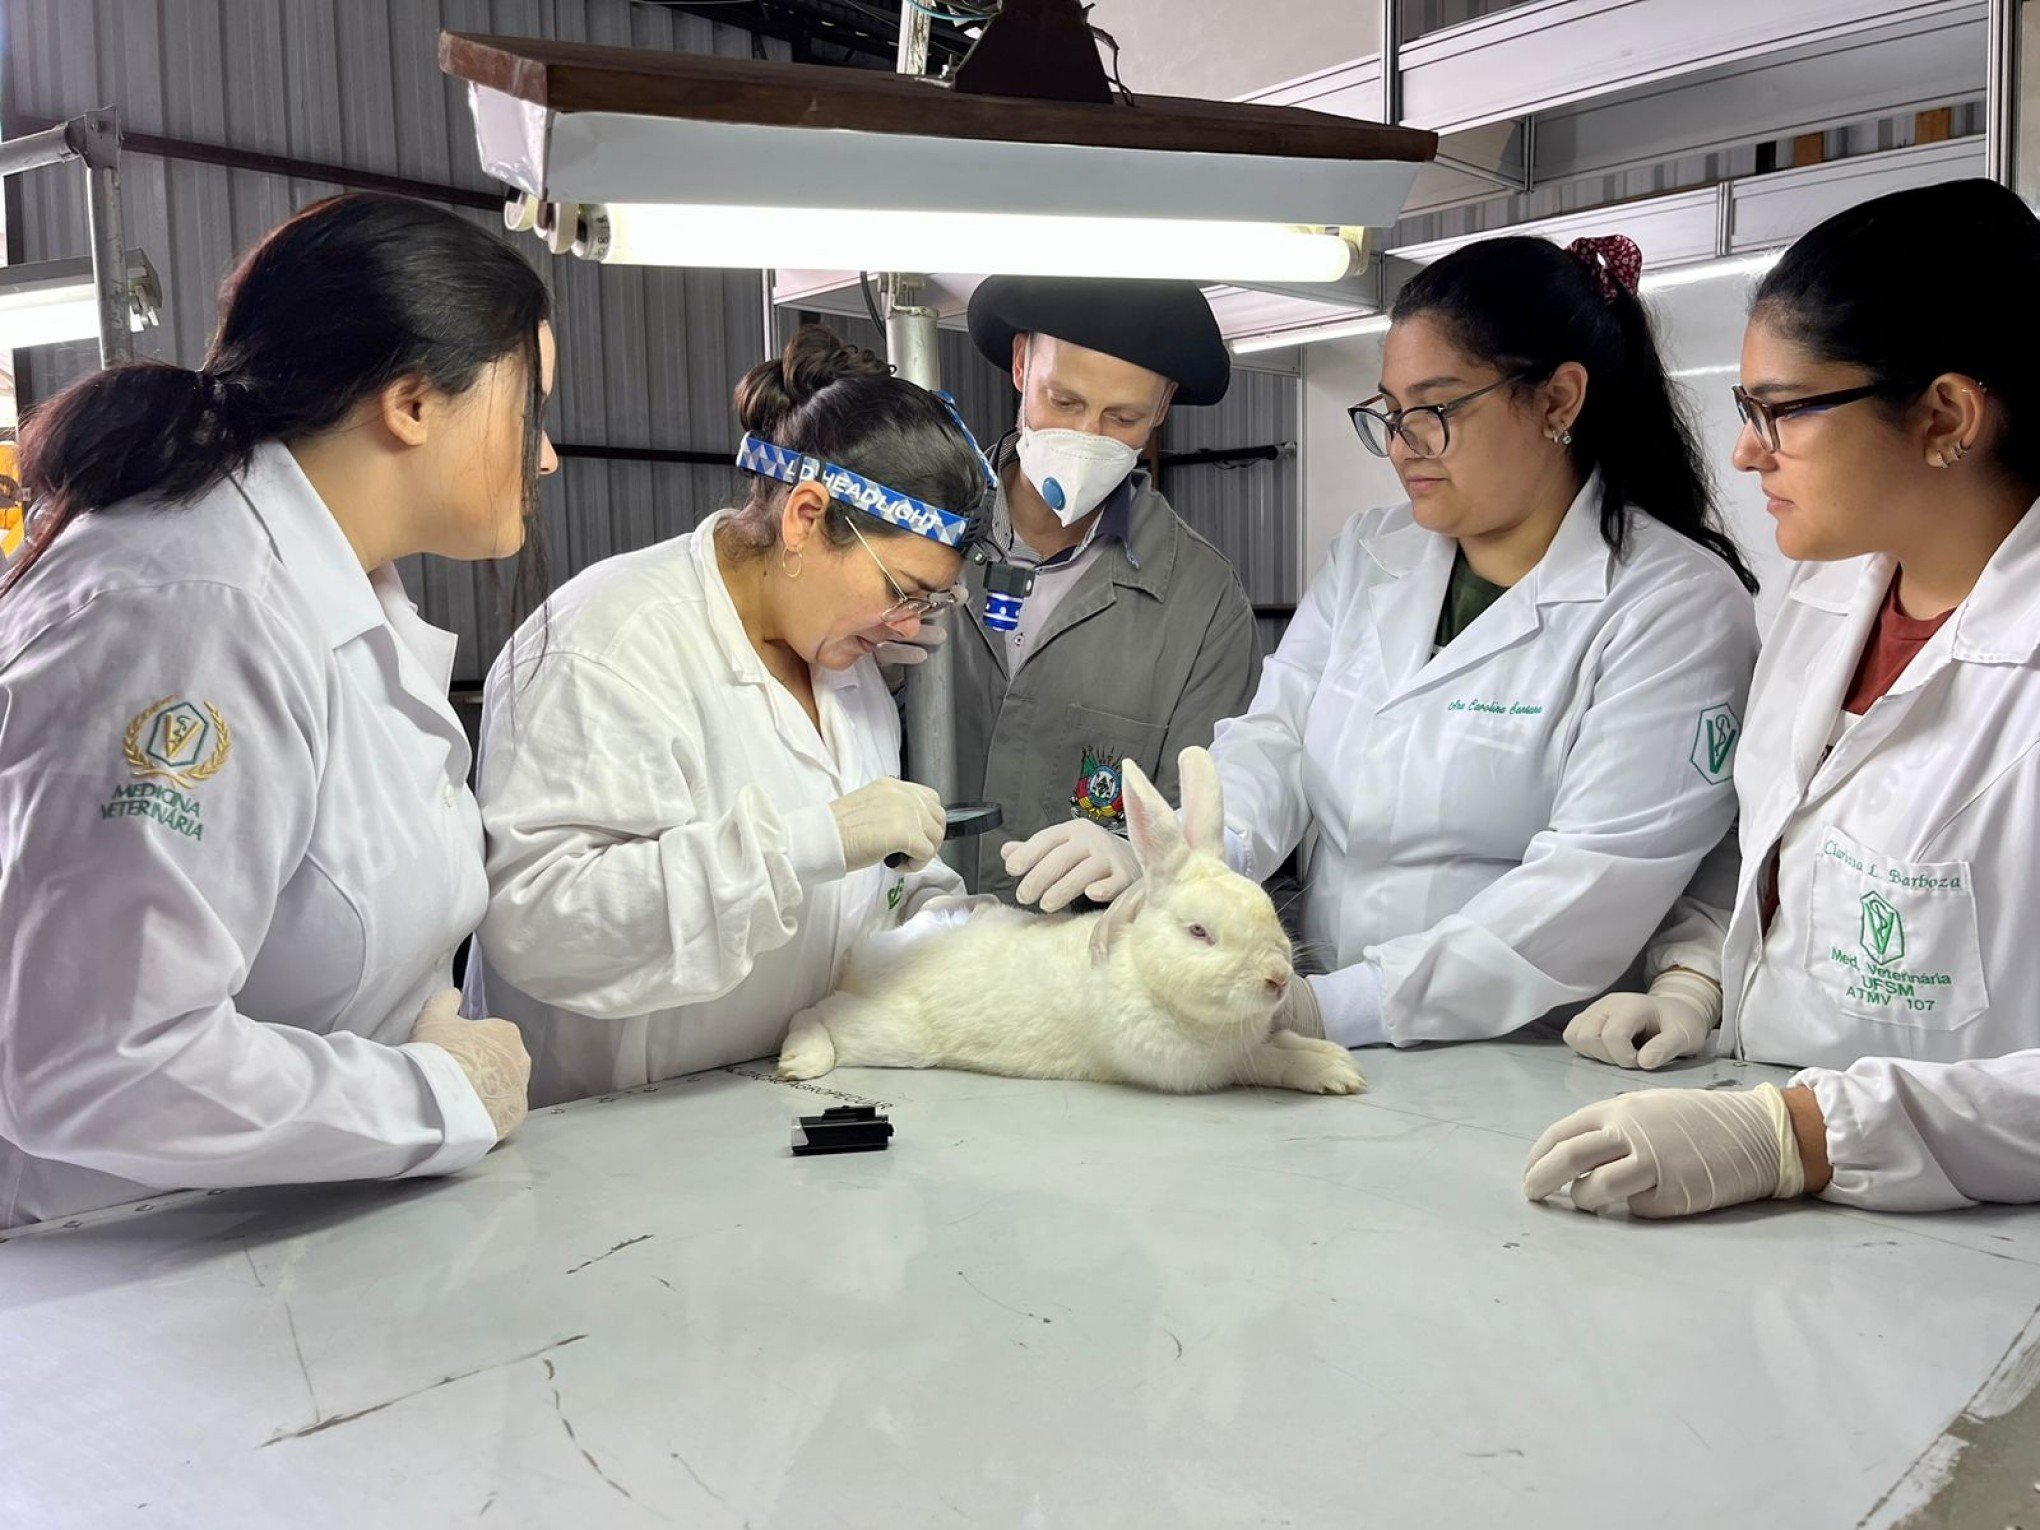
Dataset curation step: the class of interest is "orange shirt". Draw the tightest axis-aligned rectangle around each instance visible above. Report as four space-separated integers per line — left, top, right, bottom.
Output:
1842 576 1956 716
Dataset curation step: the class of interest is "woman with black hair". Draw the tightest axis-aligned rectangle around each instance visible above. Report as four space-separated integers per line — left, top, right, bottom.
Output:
1531 179 2040 1218
469 325 997 1104
1210 233 1760 1051
0 194 553 1227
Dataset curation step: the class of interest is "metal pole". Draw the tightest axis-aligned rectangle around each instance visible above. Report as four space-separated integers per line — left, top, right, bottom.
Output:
887 4 959 854
887 276 960 856
883 278 941 390
0 120 80 179
1986 0 2019 189
1379 0 1401 127
760 267 780 357
77 110 133 367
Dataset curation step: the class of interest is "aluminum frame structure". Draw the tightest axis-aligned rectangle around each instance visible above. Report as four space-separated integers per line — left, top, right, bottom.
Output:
0 108 135 368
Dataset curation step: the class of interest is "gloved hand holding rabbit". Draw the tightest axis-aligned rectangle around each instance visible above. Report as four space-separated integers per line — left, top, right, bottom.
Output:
777 746 1366 1097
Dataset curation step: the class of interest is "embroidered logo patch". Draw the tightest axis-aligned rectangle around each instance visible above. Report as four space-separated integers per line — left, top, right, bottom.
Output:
1070 747 1125 826
100 698 233 842
1689 703 1740 785
126 697 232 788
1859 892 1906 964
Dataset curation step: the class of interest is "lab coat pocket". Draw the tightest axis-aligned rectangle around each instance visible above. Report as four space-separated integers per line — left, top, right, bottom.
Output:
1804 825 1987 1032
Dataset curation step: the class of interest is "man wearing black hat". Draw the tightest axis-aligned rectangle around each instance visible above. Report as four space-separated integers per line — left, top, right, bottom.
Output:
924 275 1261 906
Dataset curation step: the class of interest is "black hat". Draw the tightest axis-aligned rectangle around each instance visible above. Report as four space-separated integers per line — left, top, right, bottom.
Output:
967 276 1230 407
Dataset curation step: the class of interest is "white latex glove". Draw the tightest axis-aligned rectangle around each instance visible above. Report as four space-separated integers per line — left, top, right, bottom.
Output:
1274 976 1325 1038
409 988 531 1142
1523 1083 1807 1218
830 778 945 873
1564 968 1722 1070
1002 819 1141 912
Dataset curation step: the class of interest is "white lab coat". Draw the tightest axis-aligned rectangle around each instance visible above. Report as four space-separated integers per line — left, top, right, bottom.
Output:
1212 475 1758 1047
0 444 495 1229
1707 503 2040 1211
468 513 962 1105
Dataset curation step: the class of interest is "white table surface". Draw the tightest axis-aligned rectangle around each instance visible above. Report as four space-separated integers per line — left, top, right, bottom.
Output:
3 1038 2036 1530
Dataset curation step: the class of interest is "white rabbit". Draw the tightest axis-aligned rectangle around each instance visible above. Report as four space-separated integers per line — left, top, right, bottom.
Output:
777 747 1366 1097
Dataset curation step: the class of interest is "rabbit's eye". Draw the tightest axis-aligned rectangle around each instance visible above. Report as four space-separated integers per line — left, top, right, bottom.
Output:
1186 923 1214 944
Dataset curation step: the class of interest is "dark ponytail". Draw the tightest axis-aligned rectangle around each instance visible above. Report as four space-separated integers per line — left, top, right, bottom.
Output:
8 192 552 599
1391 235 1758 592
1753 178 2040 494
725 323 990 556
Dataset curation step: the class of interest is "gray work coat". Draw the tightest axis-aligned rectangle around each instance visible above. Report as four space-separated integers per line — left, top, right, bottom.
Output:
949 477 1263 898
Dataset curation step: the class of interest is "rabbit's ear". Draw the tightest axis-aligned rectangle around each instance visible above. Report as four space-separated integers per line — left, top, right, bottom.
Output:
1177 746 1224 855
1120 757 1188 883
1088 881 1149 965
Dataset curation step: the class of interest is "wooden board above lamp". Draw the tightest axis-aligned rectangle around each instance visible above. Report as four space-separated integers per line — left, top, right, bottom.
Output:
437 31 1437 167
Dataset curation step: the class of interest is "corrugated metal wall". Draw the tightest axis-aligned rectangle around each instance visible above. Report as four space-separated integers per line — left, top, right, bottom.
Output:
1159 367 1299 611
5 0 1301 680
3 0 783 683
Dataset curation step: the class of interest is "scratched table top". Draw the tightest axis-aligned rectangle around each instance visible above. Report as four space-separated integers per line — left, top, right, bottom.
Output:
2 1039 2035 1529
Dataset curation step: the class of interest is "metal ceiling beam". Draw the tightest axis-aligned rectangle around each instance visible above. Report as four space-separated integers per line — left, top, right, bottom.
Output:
1528 6 1984 184
1396 0 1983 137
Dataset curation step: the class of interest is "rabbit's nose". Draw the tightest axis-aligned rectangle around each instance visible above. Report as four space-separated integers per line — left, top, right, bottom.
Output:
1265 974 1289 998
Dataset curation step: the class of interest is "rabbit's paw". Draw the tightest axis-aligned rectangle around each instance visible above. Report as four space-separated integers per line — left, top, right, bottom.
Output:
1292 1047 1368 1096
777 1017 837 1081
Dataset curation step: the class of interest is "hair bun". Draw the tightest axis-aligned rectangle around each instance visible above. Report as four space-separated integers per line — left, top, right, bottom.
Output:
734 323 890 437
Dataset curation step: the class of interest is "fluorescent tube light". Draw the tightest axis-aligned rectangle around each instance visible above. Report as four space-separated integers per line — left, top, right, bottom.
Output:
576 203 1364 284
1228 248 1788 353
1230 312 1392 355
1638 250 1784 292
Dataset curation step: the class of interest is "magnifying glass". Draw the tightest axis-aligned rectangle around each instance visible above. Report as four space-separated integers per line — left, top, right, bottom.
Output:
887 801 1003 870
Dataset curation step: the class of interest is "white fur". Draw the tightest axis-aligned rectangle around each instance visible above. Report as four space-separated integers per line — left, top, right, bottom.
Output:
778 748 1366 1097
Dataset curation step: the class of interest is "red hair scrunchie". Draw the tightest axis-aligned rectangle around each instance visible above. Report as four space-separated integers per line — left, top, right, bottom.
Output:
1565 234 1643 303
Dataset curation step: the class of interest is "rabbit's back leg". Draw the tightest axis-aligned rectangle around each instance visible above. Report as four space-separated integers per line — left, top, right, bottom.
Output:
779 987 940 1078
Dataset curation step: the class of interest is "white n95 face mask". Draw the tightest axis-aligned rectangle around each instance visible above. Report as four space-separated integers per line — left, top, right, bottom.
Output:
1014 351 1151 527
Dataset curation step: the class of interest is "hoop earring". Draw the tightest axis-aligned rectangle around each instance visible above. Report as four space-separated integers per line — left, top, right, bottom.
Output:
780 547 804 579
1949 439 1971 463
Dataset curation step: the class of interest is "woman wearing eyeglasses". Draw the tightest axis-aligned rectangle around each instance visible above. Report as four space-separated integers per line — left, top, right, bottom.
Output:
1209 234 1760 1053
467 325 993 1104
1529 179 2040 1218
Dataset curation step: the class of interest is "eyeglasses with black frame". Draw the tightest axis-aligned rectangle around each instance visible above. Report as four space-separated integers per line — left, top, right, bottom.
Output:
1730 380 1927 454
1348 373 1528 459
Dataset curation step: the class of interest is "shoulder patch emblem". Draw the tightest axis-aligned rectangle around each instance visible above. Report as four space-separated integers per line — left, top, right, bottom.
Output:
1689 703 1740 785
124 697 232 789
